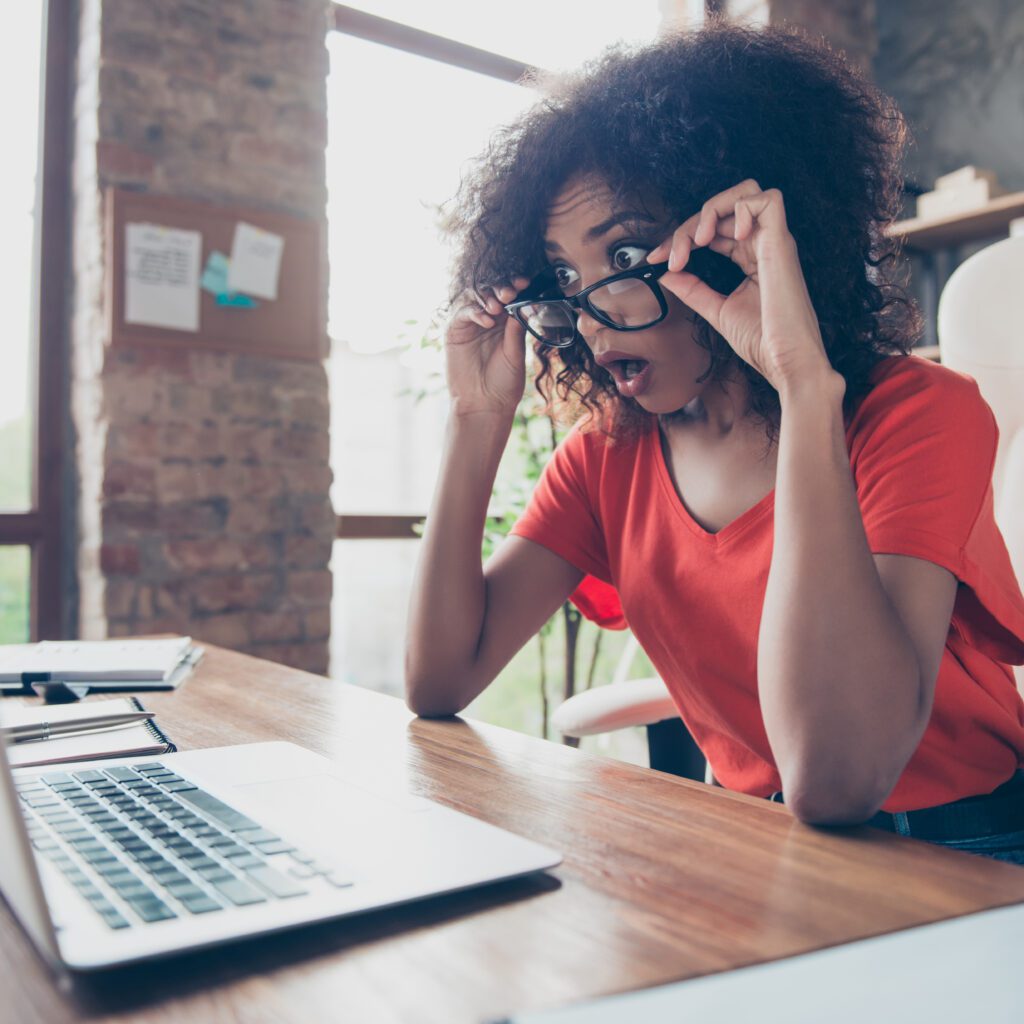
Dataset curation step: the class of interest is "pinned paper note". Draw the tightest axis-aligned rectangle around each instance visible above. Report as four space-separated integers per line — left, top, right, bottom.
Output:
124 223 201 332
227 222 284 301
200 250 231 296
201 251 260 309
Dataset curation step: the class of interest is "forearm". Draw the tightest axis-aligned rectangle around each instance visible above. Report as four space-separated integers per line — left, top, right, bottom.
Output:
405 409 512 715
758 369 924 823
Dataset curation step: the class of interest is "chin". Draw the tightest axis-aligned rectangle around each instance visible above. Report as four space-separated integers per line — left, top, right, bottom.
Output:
635 390 700 416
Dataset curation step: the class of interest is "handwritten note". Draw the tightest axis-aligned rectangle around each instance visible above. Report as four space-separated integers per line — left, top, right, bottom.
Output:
124 223 201 332
227 222 284 301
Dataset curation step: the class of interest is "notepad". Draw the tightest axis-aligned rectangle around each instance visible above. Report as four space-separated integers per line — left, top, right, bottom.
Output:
1 698 176 769
0 637 203 690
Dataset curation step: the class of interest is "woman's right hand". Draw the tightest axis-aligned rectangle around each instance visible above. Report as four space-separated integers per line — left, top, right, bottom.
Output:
444 276 530 420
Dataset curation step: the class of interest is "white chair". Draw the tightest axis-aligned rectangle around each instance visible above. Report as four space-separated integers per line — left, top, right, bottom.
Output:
552 632 708 780
938 221 1024 692
553 221 1024 767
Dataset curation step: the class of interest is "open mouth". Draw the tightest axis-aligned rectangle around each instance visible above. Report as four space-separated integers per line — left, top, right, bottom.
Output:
603 358 652 397
605 358 648 382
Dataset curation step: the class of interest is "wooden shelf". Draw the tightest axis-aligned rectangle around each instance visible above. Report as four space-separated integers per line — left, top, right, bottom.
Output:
887 191 1024 251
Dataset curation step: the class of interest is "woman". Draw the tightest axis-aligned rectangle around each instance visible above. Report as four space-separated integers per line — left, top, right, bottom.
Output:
404 22 1024 861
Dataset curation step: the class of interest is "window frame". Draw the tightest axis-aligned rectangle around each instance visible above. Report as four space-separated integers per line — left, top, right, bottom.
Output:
0 0 72 639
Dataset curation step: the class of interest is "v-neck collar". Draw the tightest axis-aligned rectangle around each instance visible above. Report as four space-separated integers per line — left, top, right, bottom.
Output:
649 421 775 546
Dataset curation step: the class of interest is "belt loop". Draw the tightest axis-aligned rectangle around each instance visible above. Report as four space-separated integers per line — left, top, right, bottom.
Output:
891 811 913 837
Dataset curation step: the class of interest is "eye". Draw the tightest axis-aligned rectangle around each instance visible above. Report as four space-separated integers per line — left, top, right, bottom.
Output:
553 265 580 293
611 244 650 272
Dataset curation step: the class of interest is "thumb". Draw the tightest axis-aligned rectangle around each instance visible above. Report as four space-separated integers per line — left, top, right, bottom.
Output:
501 307 527 364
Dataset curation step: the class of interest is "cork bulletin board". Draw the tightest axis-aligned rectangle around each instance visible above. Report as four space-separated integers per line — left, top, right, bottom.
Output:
106 188 326 362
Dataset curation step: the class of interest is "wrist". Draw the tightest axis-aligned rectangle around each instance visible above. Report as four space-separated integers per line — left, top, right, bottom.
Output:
775 361 845 408
449 399 517 428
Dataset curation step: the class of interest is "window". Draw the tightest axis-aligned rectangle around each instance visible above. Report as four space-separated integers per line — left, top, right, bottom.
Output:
327 5 665 741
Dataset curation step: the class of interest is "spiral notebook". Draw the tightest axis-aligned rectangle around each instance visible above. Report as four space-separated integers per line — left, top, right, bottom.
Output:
1 697 176 769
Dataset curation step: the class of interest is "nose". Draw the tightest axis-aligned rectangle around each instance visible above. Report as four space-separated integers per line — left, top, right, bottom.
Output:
575 306 605 346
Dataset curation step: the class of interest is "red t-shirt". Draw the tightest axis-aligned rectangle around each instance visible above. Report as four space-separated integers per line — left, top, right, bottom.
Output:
510 355 1024 812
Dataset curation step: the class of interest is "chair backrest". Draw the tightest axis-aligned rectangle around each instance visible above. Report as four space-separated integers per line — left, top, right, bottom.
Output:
937 227 1024 690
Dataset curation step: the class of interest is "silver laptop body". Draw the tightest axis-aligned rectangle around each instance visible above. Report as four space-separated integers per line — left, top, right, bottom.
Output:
0 736 562 971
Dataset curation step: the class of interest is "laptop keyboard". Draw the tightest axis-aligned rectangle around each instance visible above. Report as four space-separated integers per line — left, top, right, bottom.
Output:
15 762 353 930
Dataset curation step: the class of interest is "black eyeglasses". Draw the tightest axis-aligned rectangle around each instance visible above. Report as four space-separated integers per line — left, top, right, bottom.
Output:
504 261 671 349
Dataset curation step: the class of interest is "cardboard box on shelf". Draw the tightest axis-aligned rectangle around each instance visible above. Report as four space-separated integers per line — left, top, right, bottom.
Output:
917 165 1007 220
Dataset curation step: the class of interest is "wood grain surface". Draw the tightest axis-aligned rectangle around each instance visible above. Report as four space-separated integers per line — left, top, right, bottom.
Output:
4 644 1024 1023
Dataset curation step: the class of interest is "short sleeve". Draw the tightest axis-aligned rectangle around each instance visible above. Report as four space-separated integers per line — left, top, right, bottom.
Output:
509 425 613 584
848 358 1024 663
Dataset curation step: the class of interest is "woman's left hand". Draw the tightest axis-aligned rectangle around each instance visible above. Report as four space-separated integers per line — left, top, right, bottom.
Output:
646 180 833 392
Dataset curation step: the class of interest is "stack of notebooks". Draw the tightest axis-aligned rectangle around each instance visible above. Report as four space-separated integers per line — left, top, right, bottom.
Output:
1 697 176 769
0 637 203 696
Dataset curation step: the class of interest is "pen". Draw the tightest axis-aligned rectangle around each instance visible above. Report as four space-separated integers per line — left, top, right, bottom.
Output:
2 712 155 744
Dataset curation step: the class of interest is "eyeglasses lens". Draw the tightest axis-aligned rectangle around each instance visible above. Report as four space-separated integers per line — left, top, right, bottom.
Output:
520 303 577 348
588 277 661 328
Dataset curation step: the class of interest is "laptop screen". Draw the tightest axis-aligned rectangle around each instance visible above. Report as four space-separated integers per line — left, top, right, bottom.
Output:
0 716 61 966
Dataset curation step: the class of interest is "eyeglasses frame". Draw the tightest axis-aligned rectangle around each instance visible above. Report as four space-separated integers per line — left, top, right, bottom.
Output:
503 260 672 349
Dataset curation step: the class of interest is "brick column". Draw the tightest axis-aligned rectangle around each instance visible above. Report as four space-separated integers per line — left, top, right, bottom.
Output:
70 0 333 674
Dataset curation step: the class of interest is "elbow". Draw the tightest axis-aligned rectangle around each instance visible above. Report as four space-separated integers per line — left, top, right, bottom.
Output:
782 765 893 827
404 665 470 719
404 690 464 719
786 788 884 827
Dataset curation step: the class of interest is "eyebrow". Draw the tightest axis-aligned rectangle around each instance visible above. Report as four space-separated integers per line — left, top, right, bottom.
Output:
543 211 660 253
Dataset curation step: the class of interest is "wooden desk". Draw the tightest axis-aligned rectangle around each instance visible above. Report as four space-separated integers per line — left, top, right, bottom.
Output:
5 644 1024 1022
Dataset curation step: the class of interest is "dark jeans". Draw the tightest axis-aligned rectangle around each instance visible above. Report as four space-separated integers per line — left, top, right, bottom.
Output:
769 770 1024 866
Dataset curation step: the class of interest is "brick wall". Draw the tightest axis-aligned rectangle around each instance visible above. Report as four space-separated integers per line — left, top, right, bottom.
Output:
70 0 333 674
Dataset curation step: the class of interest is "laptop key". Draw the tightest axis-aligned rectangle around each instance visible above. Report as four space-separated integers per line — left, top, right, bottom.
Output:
41 772 75 785
252 839 295 855
235 827 280 844
164 879 204 898
244 865 308 899
174 789 261 832
180 894 222 914
99 908 132 929
210 877 267 906
126 896 177 923
194 864 234 882
230 853 265 869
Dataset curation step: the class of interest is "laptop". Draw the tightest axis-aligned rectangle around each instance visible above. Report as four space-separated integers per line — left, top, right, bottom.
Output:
0 734 562 972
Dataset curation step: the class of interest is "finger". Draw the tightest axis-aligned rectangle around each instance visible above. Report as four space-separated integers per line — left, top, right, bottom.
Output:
659 270 726 333
480 292 503 316
694 204 719 248
693 179 766 244
501 302 526 351
646 237 670 263
668 229 692 273
645 223 692 271
734 189 788 237
735 199 754 241
460 306 495 331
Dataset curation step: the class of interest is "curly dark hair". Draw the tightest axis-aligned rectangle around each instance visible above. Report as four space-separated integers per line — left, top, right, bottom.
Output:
441 20 922 441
